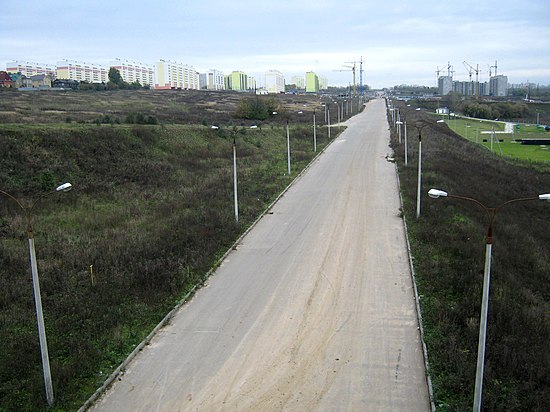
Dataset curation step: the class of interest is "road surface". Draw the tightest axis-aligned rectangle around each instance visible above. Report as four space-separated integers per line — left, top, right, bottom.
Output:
89 99 430 411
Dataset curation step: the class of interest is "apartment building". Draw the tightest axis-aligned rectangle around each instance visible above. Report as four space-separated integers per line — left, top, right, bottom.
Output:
291 76 305 89
248 76 256 91
6 60 55 78
265 70 285 94
110 59 154 87
319 76 328 91
438 75 453 95
201 69 225 90
56 60 109 83
489 75 508 97
305 71 319 93
225 71 248 91
155 60 199 90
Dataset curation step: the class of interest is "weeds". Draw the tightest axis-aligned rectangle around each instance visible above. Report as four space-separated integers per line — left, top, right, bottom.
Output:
391 101 550 411
0 120 338 410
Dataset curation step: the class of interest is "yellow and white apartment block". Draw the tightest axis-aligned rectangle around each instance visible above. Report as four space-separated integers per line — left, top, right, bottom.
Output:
110 59 154 87
155 60 199 90
56 60 108 83
6 61 56 77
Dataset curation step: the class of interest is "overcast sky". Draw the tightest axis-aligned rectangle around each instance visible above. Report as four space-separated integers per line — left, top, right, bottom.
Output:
1 0 549 89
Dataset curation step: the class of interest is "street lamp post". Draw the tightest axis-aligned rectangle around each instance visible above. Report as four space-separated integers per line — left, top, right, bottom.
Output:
232 132 239 223
397 119 402 144
313 110 317 152
416 125 423 219
427 188 550 412
404 121 408 165
396 121 405 164
327 106 331 140
286 120 291 175
415 120 445 219
0 183 73 406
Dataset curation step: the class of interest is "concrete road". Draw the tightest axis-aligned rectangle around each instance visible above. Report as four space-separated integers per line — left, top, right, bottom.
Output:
90 99 430 411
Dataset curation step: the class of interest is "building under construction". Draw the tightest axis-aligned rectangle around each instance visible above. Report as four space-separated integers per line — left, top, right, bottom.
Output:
437 60 508 97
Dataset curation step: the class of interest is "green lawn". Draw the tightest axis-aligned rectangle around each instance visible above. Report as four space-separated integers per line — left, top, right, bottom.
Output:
437 115 550 163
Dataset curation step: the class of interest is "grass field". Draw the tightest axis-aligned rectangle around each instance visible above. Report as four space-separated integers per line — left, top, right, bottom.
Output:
393 102 550 411
0 90 361 411
439 115 550 164
0 89 340 126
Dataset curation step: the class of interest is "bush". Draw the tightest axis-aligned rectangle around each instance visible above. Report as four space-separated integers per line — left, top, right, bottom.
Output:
235 96 279 120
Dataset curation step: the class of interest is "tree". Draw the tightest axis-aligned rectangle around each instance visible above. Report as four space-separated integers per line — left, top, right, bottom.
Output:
108 67 123 85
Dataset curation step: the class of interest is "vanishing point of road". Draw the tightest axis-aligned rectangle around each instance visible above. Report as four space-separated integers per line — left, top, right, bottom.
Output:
90 98 431 411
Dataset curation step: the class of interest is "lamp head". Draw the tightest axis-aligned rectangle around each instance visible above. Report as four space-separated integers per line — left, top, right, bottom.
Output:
539 194 550 202
56 183 72 192
428 189 448 199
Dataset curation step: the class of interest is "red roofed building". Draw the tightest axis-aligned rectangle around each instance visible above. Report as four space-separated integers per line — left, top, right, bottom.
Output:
0 71 15 88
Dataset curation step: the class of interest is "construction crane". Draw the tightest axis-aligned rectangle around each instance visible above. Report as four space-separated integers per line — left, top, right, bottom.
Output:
463 61 481 96
333 62 357 96
436 61 454 81
490 60 498 78
333 58 366 97
344 61 357 97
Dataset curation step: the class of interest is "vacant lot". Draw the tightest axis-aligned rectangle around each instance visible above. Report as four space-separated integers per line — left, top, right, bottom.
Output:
0 89 356 410
0 89 332 125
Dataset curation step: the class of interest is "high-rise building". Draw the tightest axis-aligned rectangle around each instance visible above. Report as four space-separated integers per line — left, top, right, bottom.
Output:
201 69 225 90
248 76 256 91
109 59 154 87
155 60 199 90
56 60 108 83
305 71 319 93
438 76 453 95
6 61 55 78
225 71 249 91
452 81 471 95
319 76 328 91
265 70 285 94
291 76 305 89
489 75 508 97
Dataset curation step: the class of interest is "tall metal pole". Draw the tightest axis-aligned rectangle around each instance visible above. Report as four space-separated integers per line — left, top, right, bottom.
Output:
232 135 239 223
328 108 331 140
28 234 54 406
416 133 422 219
286 120 291 175
313 110 317 152
0 185 72 406
397 119 402 144
427 193 547 412
404 121 408 166
473 241 492 412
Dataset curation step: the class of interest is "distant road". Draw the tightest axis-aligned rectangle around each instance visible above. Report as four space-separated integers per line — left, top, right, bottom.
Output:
90 99 430 411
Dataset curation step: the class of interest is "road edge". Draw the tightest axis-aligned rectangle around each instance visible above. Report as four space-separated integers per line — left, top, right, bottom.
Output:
78 123 346 412
394 162 436 412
